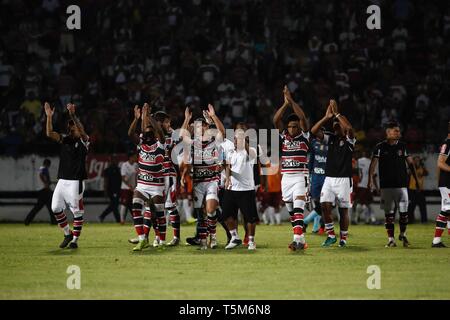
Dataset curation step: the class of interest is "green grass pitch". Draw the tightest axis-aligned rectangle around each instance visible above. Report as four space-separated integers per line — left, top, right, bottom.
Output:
0 222 449 299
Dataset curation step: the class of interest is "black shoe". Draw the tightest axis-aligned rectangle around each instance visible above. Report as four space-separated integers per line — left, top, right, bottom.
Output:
68 242 78 249
186 237 200 246
59 233 73 248
399 235 410 247
431 242 446 248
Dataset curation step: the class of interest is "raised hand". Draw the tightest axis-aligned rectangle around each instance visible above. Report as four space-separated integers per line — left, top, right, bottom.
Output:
283 85 293 103
134 105 141 120
184 106 192 120
203 110 213 125
325 102 334 119
206 104 216 117
44 102 54 117
142 103 150 115
66 103 76 115
330 99 338 115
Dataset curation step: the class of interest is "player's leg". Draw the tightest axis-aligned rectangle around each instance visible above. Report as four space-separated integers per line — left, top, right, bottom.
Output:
432 187 450 247
187 183 206 246
240 190 258 250
216 187 232 243
67 180 86 249
380 188 396 247
336 178 353 247
205 181 219 249
99 194 114 222
320 177 338 247
398 188 410 247
152 191 166 247
112 193 120 223
166 177 181 246
51 180 72 248
224 190 241 249
131 187 150 251
24 189 47 225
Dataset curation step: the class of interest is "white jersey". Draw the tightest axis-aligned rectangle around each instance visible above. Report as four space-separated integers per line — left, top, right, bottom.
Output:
219 139 235 187
357 157 371 188
120 161 138 190
226 147 256 191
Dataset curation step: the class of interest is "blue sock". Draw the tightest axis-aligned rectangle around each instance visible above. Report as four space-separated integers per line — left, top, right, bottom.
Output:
304 210 319 225
312 215 321 232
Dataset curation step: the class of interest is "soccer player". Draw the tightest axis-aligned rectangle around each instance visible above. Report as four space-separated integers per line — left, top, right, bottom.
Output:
303 135 328 234
310 100 355 247
223 128 259 250
99 155 122 223
368 122 420 248
153 111 181 246
354 150 376 224
181 104 225 250
45 102 89 249
432 123 450 247
24 158 57 225
119 152 138 224
273 85 310 251
130 103 166 251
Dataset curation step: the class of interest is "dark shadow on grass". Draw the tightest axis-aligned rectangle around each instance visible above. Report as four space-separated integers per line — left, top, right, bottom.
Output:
46 248 80 255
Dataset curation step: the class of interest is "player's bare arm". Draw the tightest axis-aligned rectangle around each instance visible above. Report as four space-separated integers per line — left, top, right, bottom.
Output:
331 100 354 139
143 103 165 143
310 103 334 140
368 157 379 191
284 85 308 132
273 89 290 131
128 105 141 145
44 102 62 142
180 107 193 144
67 103 89 142
207 104 225 139
225 163 232 190
437 154 450 173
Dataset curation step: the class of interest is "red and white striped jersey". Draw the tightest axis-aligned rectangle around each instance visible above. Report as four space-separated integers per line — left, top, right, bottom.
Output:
191 137 221 183
279 130 310 174
137 139 165 187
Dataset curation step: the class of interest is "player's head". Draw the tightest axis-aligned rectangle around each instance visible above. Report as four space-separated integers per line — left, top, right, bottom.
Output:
153 111 171 133
385 122 401 141
332 118 345 137
43 159 51 168
67 120 82 138
142 125 156 145
286 113 300 137
128 152 137 163
194 118 209 136
235 122 248 131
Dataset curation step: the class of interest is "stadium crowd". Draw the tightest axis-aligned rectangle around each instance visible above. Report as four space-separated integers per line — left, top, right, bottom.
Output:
0 0 449 157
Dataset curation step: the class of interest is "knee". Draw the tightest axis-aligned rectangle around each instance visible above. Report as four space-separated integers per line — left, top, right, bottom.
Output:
294 196 306 210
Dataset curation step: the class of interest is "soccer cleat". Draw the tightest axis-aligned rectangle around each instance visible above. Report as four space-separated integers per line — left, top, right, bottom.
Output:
59 233 74 248
385 240 397 248
321 236 337 247
167 238 180 246
399 235 410 247
68 242 78 249
210 235 218 249
248 242 256 250
317 227 325 235
431 242 446 248
288 241 307 251
186 236 201 246
198 239 208 250
132 239 149 251
338 240 347 247
128 237 139 244
225 238 242 250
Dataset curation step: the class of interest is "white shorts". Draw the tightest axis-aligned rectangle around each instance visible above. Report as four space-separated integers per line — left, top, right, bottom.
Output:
164 176 178 209
193 180 219 208
51 179 85 214
135 183 165 199
439 187 450 212
380 188 408 212
320 177 353 208
281 173 308 203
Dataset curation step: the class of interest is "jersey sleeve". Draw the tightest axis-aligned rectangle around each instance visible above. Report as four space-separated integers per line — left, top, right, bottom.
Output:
120 163 127 176
403 144 410 158
322 133 330 144
372 144 381 158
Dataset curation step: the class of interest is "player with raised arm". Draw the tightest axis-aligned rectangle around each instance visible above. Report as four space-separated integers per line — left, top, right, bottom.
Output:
45 102 89 249
130 103 166 251
368 122 420 248
310 100 356 247
273 85 311 251
181 104 225 250
432 121 450 247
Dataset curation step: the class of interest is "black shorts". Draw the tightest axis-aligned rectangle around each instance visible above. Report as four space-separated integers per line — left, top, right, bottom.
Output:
222 190 258 224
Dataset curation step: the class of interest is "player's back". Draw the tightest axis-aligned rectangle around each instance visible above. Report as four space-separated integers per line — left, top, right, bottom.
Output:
57 135 88 180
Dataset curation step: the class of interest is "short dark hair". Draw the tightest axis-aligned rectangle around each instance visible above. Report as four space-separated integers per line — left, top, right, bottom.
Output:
286 113 300 123
43 159 51 166
234 122 248 130
153 111 170 123
385 121 400 129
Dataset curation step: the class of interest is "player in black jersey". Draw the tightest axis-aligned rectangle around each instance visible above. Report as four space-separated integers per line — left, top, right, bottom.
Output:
45 102 89 249
432 121 450 247
311 100 355 247
368 122 419 248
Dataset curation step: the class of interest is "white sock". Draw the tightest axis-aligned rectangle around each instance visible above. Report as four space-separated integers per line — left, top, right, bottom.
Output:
275 212 281 225
294 234 305 244
155 235 160 241
63 225 71 236
433 237 441 244
447 221 450 229
230 229 240 240
248 236 254 243
120 205 126 222
268 206 275 225
388 237 395 242
262 209 269 224
72 236 78 243
184 199 193 220
138 234 146 241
